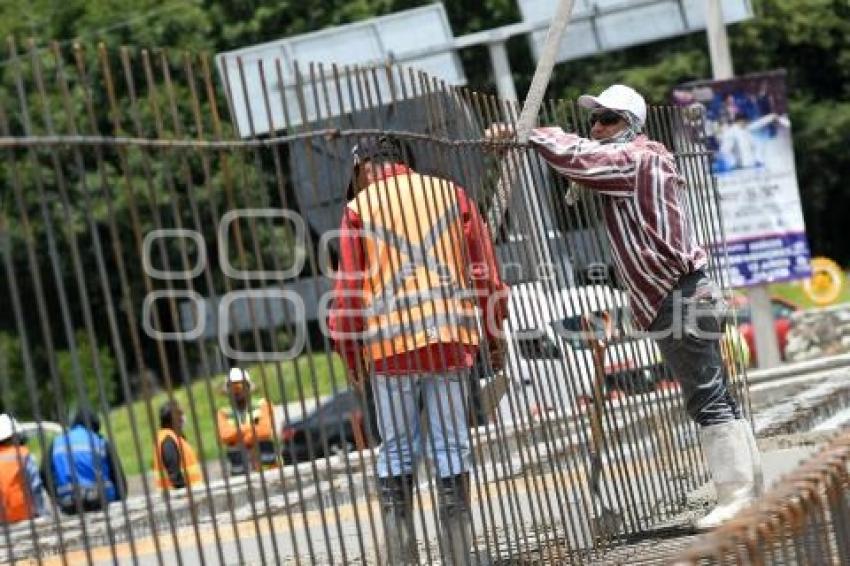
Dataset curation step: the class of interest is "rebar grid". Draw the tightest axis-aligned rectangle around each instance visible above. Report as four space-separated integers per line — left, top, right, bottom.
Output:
0 40 749 565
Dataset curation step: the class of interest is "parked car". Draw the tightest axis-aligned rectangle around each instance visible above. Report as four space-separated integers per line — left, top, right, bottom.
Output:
279 388 380 464
729 295 799 365
493 283 666 423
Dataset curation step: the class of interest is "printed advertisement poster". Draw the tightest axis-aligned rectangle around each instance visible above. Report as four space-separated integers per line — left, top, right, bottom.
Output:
672 70 811 287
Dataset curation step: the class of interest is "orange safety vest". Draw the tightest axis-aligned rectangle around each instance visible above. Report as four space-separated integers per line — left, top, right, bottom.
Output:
348 170 480 362
0 445 34 523
153 429 202 489
217 398 277 470
217 398 273 447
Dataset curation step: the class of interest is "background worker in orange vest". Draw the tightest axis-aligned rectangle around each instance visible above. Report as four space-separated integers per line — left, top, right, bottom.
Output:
216 368 276 475
0 414 46 522
153 401 202 490
328 136 508 565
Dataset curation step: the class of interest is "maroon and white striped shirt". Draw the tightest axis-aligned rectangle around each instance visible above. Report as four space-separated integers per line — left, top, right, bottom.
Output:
529 127 707 329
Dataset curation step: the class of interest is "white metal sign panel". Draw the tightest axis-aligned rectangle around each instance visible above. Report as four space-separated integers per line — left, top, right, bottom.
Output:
216 4 465 137
519 0 753 63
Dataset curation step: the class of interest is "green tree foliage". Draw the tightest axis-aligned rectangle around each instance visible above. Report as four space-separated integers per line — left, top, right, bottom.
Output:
208 0 517 50
54 330 119 418
0 332 28 418
0 1 212 52
0 330 117 422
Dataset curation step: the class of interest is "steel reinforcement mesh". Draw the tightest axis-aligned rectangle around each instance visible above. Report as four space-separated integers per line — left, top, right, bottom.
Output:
0 40 751 565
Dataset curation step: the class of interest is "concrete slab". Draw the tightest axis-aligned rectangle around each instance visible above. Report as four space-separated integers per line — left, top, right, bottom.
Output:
761 444 820 487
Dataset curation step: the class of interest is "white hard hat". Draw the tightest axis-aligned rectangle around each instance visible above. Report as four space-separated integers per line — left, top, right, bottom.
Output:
227 367 253 388
578 84 647 127
0 414 21 442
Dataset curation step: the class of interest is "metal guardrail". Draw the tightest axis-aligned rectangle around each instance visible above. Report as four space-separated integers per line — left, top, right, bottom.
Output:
672 429 850 565
747 352 850 386
0 38 747 564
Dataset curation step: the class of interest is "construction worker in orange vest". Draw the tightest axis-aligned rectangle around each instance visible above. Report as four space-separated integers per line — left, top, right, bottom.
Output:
153 401 202 490
328 136 508 565
0 414 46 523
217 368 277 475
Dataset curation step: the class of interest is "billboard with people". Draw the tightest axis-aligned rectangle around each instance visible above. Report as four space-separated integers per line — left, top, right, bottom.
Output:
673 70 811 287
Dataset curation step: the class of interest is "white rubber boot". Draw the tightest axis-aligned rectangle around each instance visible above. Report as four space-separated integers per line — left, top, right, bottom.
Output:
695 419 757 530
739 419 764 496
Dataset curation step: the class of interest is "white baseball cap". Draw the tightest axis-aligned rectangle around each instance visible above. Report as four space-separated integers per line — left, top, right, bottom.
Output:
226 367 253 388
0 414 21 442
578 84 647 127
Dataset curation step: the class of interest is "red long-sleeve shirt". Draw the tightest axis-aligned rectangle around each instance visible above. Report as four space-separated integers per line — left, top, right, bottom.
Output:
327 165 508 375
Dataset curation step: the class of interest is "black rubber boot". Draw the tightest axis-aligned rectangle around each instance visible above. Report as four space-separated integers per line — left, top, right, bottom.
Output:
438 474 473 566
377 474 417 565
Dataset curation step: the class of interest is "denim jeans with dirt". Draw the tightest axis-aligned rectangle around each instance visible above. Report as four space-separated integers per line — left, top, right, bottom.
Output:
371 371 470 479
648 270 741 426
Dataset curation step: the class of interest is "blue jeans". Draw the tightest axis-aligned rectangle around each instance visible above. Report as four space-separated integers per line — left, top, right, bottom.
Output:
649 271 741 427
371 371 470 479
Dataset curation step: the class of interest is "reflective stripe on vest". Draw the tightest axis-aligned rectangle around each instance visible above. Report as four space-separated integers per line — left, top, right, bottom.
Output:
0 446 33 523
362 312 480 346
348 171 480 361
56 480 115 501
56 479 115 498
364 284 483 318
221 399 263 427
222 400 276 470
153 429 202 489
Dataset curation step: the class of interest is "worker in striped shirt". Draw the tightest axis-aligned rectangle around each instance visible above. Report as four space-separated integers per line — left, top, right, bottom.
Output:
488 84 761 530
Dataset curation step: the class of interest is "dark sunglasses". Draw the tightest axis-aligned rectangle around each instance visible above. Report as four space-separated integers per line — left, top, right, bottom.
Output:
589 111 624 127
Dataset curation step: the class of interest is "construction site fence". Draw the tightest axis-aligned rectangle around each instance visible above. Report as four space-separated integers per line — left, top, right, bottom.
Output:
0 39 748 565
